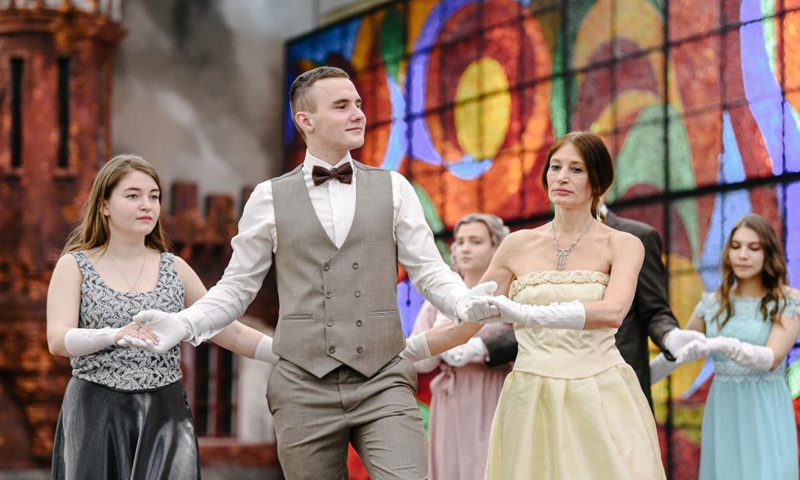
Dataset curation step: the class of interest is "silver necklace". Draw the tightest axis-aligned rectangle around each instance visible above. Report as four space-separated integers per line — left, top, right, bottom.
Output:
552 220 593 271
107 251 147 292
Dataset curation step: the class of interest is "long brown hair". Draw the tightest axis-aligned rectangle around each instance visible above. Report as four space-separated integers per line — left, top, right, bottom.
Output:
540 131 614 220
714 214 788 328
62 154 170 255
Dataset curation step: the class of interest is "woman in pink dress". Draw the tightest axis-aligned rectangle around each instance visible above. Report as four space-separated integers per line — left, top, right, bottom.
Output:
412 213 512 480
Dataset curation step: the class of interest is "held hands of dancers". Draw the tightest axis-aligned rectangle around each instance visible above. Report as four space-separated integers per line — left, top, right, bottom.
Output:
674 338 710 364
454 281 500 325
64 322 158 357
480 296 587 330
649 330 709 384
663 329 706 357
669 335 774 373
119 310 192 353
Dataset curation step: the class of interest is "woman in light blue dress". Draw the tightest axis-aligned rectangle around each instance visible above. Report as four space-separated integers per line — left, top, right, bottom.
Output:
654 214 799 479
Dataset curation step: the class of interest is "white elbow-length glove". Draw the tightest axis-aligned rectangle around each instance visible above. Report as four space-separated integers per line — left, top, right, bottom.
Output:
64 327 123 357
706 336 774 371
482 296 586 330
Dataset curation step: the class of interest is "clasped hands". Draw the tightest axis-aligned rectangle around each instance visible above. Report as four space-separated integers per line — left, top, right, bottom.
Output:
668 330 772 371
116 310 192 354
454 282 587 330
670 331 739 364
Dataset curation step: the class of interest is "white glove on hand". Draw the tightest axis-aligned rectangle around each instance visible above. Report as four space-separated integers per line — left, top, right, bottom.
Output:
485 296 586 330
454 282 500 325
441 337 487 367
649 353 679 384
399 333 432 363
663 329 706 356
254 336 279 364
128 310 192 354
706 336 774 371
674 338 710 364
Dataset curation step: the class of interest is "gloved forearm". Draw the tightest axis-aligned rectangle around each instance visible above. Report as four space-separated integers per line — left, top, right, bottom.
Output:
63 327 121 357
708 337 774 371
486 296 586 330
649 353 679 384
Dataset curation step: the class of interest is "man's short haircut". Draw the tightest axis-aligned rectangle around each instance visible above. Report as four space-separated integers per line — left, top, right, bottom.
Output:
289 66 351 137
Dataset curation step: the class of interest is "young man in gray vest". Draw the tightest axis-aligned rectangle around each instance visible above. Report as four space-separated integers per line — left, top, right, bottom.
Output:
129 66 497 479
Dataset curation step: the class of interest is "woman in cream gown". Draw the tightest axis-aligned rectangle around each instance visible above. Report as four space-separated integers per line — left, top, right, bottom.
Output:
473 132 666 479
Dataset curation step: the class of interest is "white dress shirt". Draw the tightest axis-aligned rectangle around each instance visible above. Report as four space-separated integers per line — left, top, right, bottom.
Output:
182 150 469 342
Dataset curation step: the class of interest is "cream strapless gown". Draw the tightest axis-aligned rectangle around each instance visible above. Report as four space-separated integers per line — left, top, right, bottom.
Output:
485 270 666 480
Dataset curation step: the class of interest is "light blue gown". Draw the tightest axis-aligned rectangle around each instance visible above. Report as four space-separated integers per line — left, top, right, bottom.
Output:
694 293 799 480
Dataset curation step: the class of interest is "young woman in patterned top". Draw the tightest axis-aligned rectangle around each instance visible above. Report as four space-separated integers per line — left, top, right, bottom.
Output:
46 154 276 480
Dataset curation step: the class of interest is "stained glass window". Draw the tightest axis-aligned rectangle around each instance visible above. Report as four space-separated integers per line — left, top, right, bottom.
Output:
284 1 800 476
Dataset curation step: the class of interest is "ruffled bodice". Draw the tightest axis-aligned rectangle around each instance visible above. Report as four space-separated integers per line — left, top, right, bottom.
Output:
510 270 624 379
695 293 800 383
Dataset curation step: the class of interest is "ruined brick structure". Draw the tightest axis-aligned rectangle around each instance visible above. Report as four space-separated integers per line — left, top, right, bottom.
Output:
0 1 124 467
0 1 278 469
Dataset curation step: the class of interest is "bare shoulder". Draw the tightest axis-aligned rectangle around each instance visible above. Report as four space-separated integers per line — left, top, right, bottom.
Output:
497 227 547 252
51 252 83 287
54 252 80 271
172 255 196 279
606 225 644 251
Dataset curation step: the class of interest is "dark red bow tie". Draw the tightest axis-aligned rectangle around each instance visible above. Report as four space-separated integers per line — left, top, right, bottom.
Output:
312 163 354 186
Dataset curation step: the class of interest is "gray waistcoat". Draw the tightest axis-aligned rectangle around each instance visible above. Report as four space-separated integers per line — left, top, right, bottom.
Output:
271 161 406 378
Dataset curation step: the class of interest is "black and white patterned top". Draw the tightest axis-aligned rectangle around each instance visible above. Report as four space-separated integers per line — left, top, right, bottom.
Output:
70 251 184 391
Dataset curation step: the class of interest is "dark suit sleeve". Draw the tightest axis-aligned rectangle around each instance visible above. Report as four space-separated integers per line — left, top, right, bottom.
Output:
483 329 518 368
636 227 680 358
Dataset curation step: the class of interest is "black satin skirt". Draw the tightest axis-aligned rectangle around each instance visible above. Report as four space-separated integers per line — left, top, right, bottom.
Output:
52 377 200 480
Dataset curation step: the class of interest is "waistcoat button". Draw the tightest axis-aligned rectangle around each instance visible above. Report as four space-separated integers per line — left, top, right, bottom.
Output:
329 346 336 354
356 320 363 327
326 292 333 299
357 346 364 353
323 264 330 271
352 263 359 269
327 321 334 327
354 291 361 297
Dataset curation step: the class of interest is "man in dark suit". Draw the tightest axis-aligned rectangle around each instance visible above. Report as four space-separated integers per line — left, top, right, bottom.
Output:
443 210 703 408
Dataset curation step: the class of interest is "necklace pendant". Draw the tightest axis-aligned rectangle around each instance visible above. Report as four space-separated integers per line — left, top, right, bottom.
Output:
555 249 569 271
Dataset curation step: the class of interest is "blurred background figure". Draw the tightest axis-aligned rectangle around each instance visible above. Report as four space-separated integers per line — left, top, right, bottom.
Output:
411 213 512 480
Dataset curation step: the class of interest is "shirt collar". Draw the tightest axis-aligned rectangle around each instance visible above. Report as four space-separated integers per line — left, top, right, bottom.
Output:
302 150 353 174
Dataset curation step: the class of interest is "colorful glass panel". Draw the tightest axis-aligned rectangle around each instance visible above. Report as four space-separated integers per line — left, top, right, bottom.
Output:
285 2 800 476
